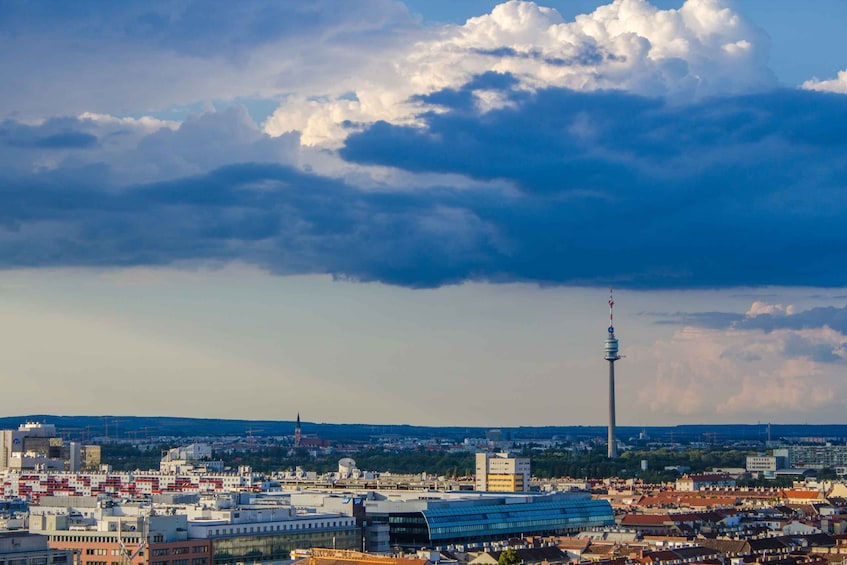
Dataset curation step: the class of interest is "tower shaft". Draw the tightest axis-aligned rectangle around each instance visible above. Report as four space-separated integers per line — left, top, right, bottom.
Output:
604 289 620 459
608 360 617 458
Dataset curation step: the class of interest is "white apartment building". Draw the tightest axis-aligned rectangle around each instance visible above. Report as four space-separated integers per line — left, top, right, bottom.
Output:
747 456 778 475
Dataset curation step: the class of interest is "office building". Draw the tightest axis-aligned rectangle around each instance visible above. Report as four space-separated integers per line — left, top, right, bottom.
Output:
0 423 96 473
187 503 361 565
474 452 530 492
365 492 613 550
160 445 223 474
0 531 78 565
30 506 210 565
29 493 361 565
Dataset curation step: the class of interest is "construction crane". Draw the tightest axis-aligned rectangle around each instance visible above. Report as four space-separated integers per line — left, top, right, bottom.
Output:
117 517 147 565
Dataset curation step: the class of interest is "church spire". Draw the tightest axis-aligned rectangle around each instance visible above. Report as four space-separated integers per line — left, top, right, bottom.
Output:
294 413 302 448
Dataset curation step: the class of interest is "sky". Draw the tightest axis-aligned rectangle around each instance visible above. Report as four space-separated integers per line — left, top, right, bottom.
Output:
2 0 847 428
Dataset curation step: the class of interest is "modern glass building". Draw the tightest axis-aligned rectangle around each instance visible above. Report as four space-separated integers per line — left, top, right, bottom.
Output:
377 494 613 549
210 528 360 565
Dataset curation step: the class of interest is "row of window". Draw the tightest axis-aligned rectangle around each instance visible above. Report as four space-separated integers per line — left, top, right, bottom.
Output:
209 520 353 536
51 536 141 544
210 529 360 563
150 560 206 565
0 557 64 565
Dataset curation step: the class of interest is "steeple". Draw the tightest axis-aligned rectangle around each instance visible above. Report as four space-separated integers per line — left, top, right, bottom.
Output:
294 413 302 448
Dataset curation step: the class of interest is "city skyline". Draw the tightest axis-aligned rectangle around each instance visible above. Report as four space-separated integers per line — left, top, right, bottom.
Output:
2 1 847 426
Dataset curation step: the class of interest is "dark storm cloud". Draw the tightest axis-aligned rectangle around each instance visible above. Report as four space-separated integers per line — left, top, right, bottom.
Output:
651 311 745 328
647 304 847 364
0 0 412 58
341 80 847 288
0 119 98 149
736 306 847 334
3 75 847 289
781 333 842 363
0 163 505 287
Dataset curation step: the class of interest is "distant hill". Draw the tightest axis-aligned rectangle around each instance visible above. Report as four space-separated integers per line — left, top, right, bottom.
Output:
0 415 845 444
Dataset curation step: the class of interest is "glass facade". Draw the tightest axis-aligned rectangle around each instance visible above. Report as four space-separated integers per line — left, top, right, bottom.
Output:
210 528 360 565
388 497 614 548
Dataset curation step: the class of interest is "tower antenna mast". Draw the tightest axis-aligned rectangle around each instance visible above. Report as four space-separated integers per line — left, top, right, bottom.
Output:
604 288 621 458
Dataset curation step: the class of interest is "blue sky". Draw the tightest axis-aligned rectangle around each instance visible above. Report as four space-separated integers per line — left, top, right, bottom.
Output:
1 0 847 427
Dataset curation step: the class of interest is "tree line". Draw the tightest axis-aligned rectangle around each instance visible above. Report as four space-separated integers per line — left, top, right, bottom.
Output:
100 443 765 481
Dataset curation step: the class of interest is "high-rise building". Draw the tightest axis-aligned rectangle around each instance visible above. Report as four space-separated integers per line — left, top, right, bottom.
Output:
475 452 530 492
604 290 621 459
0 423 78 471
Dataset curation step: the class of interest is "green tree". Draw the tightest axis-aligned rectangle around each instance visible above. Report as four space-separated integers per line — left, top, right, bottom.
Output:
498 548 520 565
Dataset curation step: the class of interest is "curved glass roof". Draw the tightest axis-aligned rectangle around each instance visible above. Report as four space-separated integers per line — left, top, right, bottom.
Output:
421 498 614 542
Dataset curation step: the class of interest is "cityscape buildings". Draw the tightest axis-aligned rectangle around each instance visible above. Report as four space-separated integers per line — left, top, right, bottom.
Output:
0 424 98 474
5 418 847 565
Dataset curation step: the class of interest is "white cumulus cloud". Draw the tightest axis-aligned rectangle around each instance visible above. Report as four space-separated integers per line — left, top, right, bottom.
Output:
802 69 847 94
628 321 847 421
746 300 795 317
265 0 776 146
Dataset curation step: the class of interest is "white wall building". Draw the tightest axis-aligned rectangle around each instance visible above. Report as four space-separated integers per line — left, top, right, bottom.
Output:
475 452 530 492
0 423 65 471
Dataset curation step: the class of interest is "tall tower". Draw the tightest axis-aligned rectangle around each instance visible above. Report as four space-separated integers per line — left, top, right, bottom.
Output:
294 413 302 448
604 289 621 458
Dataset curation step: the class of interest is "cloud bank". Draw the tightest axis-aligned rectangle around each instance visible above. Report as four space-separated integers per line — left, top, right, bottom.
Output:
631 301 847 420
1 0 846 290
265 0 776 145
